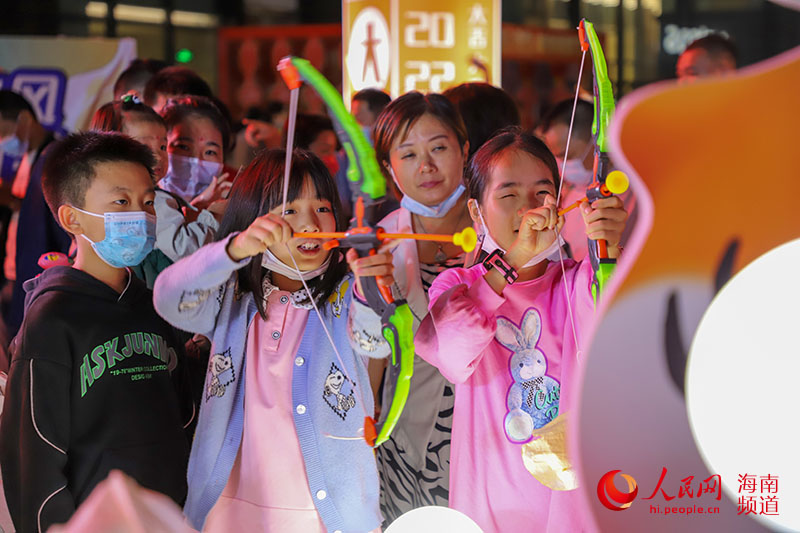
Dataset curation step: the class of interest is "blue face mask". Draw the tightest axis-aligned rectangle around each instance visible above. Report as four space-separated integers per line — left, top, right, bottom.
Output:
400 183 466 218
73 207 156 268
0 134 28 183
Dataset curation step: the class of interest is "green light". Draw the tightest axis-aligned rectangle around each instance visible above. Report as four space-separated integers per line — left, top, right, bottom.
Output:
175 48 194 63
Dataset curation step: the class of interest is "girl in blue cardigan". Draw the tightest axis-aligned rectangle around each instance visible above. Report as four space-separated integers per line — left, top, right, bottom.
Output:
154 148 390 532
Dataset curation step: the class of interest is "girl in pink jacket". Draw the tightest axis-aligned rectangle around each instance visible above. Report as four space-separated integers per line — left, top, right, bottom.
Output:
414 128 627 532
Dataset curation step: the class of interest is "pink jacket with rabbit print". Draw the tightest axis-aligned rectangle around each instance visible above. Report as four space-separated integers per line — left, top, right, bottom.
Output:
415 258 595 533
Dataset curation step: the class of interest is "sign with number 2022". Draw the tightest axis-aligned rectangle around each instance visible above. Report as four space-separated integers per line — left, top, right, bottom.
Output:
342 0 501 105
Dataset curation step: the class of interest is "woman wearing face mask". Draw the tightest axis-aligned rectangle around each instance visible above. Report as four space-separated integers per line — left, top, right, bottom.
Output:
161 96 233 204
367 92 470 523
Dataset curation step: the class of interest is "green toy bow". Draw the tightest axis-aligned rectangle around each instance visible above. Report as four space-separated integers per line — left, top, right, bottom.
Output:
576 19 628 301
277 56 414 447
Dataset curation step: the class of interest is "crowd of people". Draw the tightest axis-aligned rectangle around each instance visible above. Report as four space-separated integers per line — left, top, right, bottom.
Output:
0 32 736 533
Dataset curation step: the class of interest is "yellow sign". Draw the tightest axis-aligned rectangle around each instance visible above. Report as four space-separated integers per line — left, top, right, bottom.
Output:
343 0 500 105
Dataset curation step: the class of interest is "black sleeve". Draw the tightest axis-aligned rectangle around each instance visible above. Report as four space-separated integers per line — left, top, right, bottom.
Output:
0 350 75 532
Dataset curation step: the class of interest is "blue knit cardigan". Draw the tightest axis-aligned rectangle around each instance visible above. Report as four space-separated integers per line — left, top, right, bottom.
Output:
153 236 386 532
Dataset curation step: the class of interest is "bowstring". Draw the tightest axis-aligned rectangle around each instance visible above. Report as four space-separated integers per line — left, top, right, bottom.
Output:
282 245 369 424
280 87 370 440
554 45 587 363
281 87 299 211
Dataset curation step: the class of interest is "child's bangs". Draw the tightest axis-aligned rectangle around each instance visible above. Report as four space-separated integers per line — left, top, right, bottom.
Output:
270 161 327 206
262 150 344 228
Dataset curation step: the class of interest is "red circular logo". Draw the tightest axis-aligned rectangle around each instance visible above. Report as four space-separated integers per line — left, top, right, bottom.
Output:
597 470 639 511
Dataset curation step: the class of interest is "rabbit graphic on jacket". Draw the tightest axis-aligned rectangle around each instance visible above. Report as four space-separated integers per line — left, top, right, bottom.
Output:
496 308 561 443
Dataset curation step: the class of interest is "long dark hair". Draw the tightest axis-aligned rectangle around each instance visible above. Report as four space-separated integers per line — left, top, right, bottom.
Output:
215 148 348 319
443 82 520 160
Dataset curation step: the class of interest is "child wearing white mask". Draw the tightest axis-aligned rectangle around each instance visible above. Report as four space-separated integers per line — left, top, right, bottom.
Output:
161 96 231 203
159 96 233 263
153 148 389 533
414 128 628 532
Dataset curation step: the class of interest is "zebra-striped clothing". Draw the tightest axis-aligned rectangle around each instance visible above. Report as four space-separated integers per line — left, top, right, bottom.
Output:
376 256 462 525
376 384 454 524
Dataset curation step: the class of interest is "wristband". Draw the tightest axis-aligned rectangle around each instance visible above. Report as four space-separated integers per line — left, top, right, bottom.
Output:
483 249 519 284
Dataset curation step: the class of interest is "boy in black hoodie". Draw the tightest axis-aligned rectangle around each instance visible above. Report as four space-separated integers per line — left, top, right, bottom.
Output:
0 132 191 532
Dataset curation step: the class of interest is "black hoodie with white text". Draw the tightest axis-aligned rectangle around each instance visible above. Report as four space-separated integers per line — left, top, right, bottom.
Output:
0 266 191 533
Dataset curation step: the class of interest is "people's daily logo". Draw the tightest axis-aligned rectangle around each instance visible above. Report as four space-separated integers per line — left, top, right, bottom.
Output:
597 470 639 511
